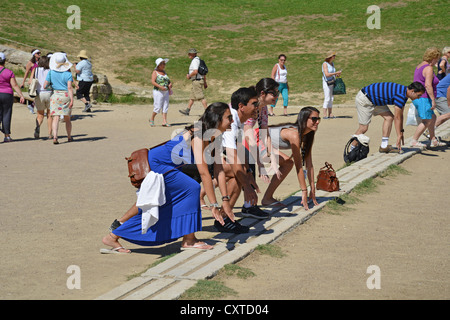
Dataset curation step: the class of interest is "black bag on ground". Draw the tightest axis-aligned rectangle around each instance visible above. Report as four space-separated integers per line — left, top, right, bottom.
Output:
343 136 369 164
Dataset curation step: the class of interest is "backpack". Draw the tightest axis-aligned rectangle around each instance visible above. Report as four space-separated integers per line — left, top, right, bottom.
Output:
197 57 208 76
343 136 369 164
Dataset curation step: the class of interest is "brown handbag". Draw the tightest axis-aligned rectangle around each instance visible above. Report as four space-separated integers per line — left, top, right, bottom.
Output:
316 162 340 192
126 148 151 188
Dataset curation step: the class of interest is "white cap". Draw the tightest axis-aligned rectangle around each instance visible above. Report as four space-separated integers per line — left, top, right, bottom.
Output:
155 58 169 67
0 52 5 60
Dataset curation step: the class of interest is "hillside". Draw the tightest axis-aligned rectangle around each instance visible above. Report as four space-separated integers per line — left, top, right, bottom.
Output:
1 0 447 104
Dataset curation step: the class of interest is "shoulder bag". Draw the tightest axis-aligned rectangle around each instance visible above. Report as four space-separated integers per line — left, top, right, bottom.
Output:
333 76 346 95
316 162 340 192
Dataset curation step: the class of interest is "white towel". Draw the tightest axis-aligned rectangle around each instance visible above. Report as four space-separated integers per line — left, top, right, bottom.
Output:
136 171 165 234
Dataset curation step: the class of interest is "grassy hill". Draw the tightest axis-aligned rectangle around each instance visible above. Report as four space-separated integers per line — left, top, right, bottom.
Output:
1 0 448 104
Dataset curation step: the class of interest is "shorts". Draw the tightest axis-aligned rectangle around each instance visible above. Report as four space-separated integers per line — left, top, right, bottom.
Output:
435 97 450 115
35 91 52 111
412 97 434 120
355 90 390 125
190 79 205 100
76 80 93 100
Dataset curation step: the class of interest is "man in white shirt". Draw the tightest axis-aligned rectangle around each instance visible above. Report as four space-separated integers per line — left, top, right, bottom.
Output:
219 87 270 232
179 48 208 115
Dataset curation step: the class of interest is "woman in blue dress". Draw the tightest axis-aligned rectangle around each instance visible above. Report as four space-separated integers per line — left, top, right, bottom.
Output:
101 102 236 253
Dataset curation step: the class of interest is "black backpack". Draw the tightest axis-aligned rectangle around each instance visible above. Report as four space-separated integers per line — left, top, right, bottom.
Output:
344 136 369 164
197 58 208 76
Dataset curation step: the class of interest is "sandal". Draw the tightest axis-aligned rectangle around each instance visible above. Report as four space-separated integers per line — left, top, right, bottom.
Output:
100 247 131 254
53 139 59 145
149 120 155 127
430 139 446 147
162 123 171 127
67 137 73 142
410 140 425 148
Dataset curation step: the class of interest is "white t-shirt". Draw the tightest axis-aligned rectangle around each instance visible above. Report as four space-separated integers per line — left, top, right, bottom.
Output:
222 106 242 150
189 56 202 80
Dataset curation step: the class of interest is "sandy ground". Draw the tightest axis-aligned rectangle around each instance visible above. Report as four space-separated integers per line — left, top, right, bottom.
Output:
0 97 448 299
217 149 450 300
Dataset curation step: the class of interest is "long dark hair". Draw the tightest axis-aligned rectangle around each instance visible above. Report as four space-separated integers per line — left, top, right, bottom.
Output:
269 106 320 160
255 78 279 96
185 102 230 137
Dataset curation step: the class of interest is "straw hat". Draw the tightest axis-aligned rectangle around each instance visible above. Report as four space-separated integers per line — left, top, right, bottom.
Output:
325 51 337 59
77 50 89 59
49 52 73 72
188 48 198 54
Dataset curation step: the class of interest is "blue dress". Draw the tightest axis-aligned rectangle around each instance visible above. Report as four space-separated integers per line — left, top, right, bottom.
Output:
113 134 202 246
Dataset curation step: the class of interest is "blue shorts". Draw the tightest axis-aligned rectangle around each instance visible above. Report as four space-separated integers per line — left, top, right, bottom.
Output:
412 97 434 120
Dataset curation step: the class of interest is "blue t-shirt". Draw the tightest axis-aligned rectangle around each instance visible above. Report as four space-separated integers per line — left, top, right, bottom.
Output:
436 74 450 98
362 82 408 108
46 70 73 90
75 59 93 82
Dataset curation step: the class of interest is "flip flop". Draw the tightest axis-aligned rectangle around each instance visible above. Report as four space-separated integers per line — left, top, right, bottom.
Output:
162 123 172 127
180 242 214 251
149 120 155 127
100 247 131 254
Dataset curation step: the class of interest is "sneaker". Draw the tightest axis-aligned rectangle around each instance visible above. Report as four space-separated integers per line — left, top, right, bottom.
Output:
27 104 35 114
83 103 92 112
179 108 190 116
3 137 12 143
214 217 250 234
241 205 270 219
378 145 398 153
109 219 122 232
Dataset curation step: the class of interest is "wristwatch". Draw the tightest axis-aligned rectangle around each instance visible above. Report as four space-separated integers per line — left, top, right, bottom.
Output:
210 203 220 208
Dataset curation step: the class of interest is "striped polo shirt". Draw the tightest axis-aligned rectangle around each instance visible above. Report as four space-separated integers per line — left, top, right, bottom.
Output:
361 82 408 109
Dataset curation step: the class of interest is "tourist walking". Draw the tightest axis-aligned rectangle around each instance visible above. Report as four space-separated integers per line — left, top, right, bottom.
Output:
43 52 74 144
322 51 342 119
270 54 289 116
150 58 172 127
74 50 94 112
179 48 207 116
0 52 25 142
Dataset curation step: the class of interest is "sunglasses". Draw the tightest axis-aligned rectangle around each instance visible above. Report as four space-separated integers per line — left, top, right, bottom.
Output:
309 116 321 123
266 90 280 97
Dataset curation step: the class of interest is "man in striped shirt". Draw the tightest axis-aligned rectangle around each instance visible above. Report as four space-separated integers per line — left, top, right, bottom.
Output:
353 82 425 153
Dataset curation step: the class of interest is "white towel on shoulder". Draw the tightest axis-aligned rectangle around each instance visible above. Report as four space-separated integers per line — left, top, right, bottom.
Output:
136 171 165 234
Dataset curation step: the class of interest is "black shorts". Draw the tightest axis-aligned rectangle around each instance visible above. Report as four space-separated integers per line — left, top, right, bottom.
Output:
76 80 93 100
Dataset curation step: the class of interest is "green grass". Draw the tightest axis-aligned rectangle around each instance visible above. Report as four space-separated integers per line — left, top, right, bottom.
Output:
180 279 237 300
1 0 447 103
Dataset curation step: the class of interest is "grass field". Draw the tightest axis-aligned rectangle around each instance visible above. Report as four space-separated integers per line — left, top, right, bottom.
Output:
1 0 448 104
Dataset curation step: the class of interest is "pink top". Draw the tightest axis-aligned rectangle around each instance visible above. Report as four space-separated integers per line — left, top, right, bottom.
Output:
0 67 15 94
413 64 439 99
244 105 269 128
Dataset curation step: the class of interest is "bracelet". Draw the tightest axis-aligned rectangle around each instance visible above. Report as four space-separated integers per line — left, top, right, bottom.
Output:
302 189 308 192
222 196 230 201
210 203 220 208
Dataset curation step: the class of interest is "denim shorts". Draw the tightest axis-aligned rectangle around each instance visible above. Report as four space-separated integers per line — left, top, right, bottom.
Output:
412 97 434 120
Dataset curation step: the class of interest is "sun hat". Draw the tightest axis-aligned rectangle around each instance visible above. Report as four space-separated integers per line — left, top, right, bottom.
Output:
155 58 169 67
49 52 73 72
188 48 198 54
0 52 5 60
325 51 337 59
77 50 89 59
